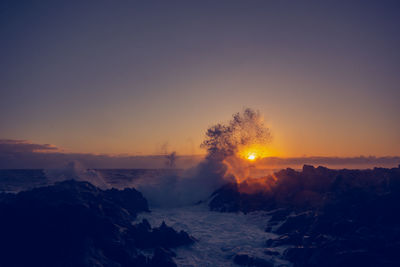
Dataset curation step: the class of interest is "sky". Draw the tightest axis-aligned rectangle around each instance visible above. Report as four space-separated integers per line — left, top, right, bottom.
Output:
1 0 399 157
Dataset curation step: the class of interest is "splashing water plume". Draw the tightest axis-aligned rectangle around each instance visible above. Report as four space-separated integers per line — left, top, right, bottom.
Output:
201 108 272 183
45 161 109 189
135 108 273 207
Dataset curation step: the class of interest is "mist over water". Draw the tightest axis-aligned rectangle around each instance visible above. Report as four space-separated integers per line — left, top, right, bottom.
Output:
44 161 109 189
135 108 273 207
39 109 273 207
134 160 226 208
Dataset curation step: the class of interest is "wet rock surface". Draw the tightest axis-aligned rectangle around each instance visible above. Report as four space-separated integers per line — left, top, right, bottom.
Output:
210 165 400 267
234 253 274 267
0 180 194 267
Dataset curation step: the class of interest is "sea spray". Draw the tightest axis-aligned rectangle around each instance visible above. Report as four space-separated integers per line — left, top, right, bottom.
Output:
44 161 109 189
136 108 272 207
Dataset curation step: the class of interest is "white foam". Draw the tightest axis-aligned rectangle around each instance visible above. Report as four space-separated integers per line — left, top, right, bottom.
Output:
135 204 292 267
44 161 109 189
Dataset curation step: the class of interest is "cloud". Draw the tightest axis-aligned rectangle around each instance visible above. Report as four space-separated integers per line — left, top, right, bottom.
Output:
0 139 398 170
0 139 59 153
0 139 202 169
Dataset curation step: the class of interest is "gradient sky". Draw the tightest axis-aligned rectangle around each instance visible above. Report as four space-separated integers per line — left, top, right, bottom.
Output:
1 1 399 157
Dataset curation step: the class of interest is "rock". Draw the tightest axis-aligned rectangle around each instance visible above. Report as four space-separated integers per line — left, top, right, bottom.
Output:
209 182 276 213
266 232 304 247
103 187 150 217
234 254 252 265
0 180 194 267
284 247 315 267
265 209 293 231
210 165 400 267
284 246 378 267
265 238 274 247
132 220 195 249
276 211 315 235
269 209 292 222
209 183 241 212
233 254 274 267
149 247 177 267
302 165 315 175
264 248 280 256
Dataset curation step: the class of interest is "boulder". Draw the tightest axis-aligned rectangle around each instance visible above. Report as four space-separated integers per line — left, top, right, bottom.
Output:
210 165 400 267
233 254 274 267
0 180 194 267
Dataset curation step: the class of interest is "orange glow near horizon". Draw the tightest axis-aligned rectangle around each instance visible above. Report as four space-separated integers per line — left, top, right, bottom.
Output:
238 144 273 161
247 153 256 161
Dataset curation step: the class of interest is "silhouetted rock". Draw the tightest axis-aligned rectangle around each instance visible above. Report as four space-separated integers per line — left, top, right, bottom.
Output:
276 211 315 235
149 247 177 267
130 220 195 249
209 183 241 212
284 246 378 267
269 208 292 223
233 254 274 267
211 165 400 267
209 182 275 213
265 208 292 231
264 248 280 256
0 180 194 267
266 232 305 247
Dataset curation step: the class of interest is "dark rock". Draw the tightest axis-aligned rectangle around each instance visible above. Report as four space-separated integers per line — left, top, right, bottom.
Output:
265 238 274 247
284 246 379 267
284 248 314 266
131 220 195 249
234 254 252 265
233 254 273 267
209 182 276 213
149 247 177 267
209 183 241 212
276 211 315 235
266 232 304 247
269 209 292 222
103 187 150 217
141 218 152 230
264 248 280 256
302 165 315 175
0 180 194 267
210 165 400 267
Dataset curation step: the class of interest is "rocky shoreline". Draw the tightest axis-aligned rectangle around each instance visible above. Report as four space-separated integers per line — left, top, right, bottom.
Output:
210 165 400 267
0 180 194 267
1 165 399 266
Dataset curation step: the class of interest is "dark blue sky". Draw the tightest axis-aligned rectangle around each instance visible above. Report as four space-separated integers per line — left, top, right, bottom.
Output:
1 1 399 156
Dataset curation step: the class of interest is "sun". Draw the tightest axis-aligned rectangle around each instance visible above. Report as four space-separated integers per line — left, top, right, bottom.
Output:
247 153 257 161
238 144 273 161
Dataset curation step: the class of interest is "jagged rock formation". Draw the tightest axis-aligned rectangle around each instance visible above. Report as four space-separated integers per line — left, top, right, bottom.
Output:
210 165 400 267
234 253 274 267
0 180 194 267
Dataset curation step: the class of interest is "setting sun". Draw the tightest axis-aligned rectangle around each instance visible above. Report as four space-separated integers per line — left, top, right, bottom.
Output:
247 153 257 161
238 144 274 161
